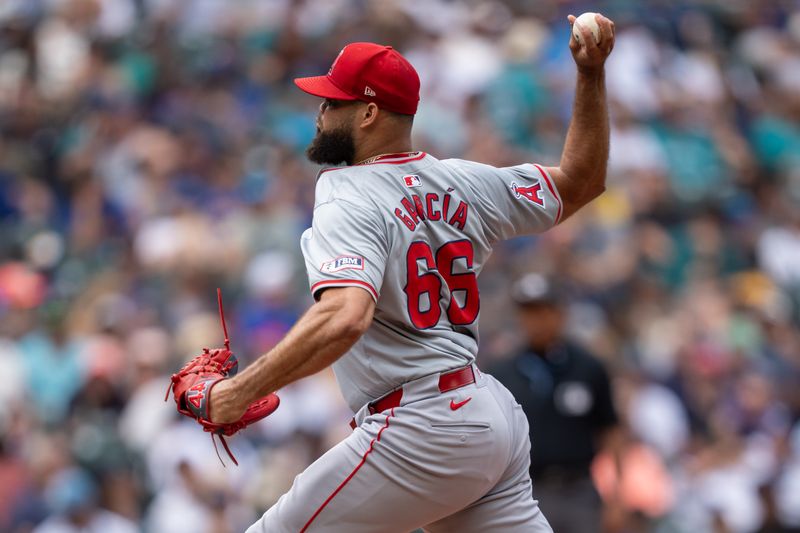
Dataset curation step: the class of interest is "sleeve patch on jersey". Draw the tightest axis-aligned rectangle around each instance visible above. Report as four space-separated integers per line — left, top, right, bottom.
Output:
402 174 422 188
511 181 546 208
321 255 365 273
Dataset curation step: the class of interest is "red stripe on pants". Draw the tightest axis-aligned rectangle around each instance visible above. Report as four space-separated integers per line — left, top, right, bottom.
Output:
300 408 395 532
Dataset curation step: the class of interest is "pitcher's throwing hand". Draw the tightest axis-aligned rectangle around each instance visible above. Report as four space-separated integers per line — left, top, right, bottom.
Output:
569 12 616 73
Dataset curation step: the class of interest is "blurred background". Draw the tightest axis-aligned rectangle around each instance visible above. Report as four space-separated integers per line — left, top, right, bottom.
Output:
1 0 799 532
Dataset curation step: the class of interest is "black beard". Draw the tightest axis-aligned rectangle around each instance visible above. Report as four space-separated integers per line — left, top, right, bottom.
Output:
306 125 356 166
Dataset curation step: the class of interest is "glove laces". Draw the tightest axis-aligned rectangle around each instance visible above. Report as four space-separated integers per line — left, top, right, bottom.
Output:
212 433 239 467
165 289 241 467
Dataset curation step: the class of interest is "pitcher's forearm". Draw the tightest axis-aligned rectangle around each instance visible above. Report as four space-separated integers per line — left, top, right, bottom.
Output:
546 13 614 221
220 289 373 413
232 309 353 402
558 70 609 213
562 70 608 181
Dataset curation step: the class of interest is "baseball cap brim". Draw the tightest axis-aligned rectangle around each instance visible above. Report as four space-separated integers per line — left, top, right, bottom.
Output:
294 75 357 101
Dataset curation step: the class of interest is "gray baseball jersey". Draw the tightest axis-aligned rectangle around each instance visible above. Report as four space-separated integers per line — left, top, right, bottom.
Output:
246 151 559 532
300 151 562 411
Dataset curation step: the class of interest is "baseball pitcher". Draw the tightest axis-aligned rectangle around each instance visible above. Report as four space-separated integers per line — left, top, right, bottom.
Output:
168 13 615 532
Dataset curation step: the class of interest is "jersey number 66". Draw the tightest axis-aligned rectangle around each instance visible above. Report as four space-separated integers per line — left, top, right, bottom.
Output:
404 240 479 329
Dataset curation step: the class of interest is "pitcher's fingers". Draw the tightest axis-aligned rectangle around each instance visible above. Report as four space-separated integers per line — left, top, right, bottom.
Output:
596 14 615 47
568 14 580 50
568 14 577 45
576 20 600 51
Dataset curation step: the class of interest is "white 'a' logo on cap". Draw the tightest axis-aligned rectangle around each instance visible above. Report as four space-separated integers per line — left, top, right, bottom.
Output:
364 86 376 97
329 48 345 75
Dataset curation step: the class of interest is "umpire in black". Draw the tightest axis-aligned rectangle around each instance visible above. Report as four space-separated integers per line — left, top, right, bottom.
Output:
488 273 622 533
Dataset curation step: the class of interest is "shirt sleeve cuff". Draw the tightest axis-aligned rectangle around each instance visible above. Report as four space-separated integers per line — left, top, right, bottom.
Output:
532 164 563 225
310 279 379 302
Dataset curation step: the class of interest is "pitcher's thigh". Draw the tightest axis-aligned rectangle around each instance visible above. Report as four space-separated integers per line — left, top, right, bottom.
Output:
423 475 552 533
247 415 403 532
425 376 553 532
246 409 486 533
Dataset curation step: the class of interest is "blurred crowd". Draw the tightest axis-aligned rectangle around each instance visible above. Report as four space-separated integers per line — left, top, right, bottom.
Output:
1 0 799 532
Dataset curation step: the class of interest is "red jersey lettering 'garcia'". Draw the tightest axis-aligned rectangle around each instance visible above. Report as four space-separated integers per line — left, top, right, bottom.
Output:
394 192 469 231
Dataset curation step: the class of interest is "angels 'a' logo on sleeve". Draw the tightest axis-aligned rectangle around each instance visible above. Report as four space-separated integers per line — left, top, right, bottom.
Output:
511 181 545 208
321 255 365 273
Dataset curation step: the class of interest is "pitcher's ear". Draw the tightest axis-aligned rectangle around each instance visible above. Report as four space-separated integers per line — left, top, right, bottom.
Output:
360 102 380 128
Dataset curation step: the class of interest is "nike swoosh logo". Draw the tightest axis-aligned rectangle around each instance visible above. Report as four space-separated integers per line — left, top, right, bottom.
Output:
450 397 472 411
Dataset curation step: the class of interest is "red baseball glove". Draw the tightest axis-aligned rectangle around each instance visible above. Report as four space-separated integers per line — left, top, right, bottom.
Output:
165 290 279 466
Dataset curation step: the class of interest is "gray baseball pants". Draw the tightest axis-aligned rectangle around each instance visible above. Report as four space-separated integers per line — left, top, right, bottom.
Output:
246 367 552 532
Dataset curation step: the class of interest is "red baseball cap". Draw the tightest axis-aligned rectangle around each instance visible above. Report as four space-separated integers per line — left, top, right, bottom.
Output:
294 42 420 115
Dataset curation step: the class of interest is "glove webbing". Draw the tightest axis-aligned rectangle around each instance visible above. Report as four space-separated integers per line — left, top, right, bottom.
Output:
163 357 235 402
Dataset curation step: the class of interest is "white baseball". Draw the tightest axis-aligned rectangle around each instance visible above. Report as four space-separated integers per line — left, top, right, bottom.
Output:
572 12 600 44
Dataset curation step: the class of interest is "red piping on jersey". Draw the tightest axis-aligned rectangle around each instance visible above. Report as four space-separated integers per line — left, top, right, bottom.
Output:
318 166 345 176
533 164 563 224
300 408 395 532
311 279 379 301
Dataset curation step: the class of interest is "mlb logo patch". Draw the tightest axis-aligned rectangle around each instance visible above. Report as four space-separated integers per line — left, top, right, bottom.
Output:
402 174 421 188
321 255 365 273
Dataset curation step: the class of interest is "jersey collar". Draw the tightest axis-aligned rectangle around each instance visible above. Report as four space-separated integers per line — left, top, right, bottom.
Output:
315 151 428 181
356 151 426 165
